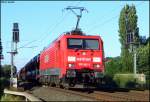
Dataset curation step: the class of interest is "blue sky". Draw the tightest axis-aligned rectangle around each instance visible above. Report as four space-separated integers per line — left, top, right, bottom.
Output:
1 1 149 71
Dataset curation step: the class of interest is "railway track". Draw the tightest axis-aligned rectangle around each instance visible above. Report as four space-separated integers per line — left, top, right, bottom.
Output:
70 89 139 101
46 87 100 101
94 91 149 101
20 82 149 101
130 90 149 96
29 86 149 101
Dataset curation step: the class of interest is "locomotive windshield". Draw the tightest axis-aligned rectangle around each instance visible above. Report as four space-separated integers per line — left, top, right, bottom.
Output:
68 39 83 49
67 38 99 50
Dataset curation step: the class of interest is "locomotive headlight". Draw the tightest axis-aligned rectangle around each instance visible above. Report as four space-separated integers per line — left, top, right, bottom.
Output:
68 56 76 62
93 57 101 62
93 64 100 68
68 63 75 68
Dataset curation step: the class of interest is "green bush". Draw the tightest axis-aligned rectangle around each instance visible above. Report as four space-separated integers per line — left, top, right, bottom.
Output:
0 77 10 99
113 74 135 88
113 74 146 89
0 77 10 90
103 74 118 88
145 75 150 89
105 57 122 76
1 94 24 101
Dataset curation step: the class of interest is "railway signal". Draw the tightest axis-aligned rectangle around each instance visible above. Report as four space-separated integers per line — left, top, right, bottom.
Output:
8 23 20 87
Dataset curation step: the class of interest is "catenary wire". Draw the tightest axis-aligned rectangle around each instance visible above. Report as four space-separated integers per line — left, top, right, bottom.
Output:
86 1 146 34
18 1 81 50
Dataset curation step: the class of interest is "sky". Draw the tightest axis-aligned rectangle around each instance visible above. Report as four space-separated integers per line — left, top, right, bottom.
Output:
1 1 149 71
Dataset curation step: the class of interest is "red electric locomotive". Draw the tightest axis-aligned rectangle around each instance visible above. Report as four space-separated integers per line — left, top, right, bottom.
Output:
19 7 105 88
39 30 105 88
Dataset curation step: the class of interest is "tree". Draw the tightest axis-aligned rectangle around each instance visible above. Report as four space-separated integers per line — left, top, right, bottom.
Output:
0 65 17 78
1 65 11 78
105 57 122 76
118 4 139 72
137 41 150 75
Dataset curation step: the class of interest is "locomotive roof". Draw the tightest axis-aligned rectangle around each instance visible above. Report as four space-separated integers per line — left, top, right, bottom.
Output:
43 30 101 51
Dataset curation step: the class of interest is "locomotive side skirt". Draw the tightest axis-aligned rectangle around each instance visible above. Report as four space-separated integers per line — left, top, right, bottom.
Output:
39 68 61 85
39 68 60 76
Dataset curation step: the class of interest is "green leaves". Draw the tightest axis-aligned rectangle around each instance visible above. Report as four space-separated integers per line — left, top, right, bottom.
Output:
105 57 122 76
137 42 150 75
0 65 17 78
118 4 139 73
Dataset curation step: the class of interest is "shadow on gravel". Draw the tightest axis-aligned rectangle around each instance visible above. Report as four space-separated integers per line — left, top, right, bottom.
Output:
95 87 130 93
18 81 130 94
69 86 130 94
69 88 94 94
38 98 46 102
18 82 40 91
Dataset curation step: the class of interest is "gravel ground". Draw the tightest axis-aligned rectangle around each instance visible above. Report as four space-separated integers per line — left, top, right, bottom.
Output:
29 87 96 101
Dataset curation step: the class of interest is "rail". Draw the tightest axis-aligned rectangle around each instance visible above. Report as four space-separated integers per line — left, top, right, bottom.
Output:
4 89 41 101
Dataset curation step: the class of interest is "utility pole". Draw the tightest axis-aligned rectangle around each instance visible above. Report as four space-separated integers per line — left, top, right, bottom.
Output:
8 23 19 87
65 6 88 31
125 11 137 77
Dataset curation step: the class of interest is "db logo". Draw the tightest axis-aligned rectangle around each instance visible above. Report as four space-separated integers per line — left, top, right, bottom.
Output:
44 55 49 63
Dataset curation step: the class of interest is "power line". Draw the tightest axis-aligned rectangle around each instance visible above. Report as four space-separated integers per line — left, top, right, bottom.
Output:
85 3 124 30
87 1 146 34
87 14 118 34
39 1 82 43
40 12 68 43
18 40 37 49
18 1 81 50
7 1 147 51
17 11 68 50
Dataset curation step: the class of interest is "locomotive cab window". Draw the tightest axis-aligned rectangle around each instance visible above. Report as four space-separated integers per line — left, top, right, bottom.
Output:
84 39 99 50
68 39 83 49
67 38 99 50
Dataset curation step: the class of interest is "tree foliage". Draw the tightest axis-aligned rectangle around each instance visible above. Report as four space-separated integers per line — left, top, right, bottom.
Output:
105 57 122 76
0 65 17 78
118 4 139 72
137 41 150 75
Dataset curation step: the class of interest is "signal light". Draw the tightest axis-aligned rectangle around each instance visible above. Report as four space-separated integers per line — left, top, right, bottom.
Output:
12 23 19 43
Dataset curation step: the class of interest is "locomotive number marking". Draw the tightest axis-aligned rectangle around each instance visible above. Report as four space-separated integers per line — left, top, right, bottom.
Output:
78 63 90 66
76 58 91 62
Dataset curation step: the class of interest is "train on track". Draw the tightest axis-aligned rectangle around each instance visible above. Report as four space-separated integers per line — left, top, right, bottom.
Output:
18 7 105 89
18 30 105 88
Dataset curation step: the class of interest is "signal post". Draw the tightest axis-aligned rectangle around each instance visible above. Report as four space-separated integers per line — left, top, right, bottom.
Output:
8 23 19 87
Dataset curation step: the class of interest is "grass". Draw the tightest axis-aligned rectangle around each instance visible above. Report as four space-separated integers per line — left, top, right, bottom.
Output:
1 94 25 101
0 77 10 99
0 77 25 101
